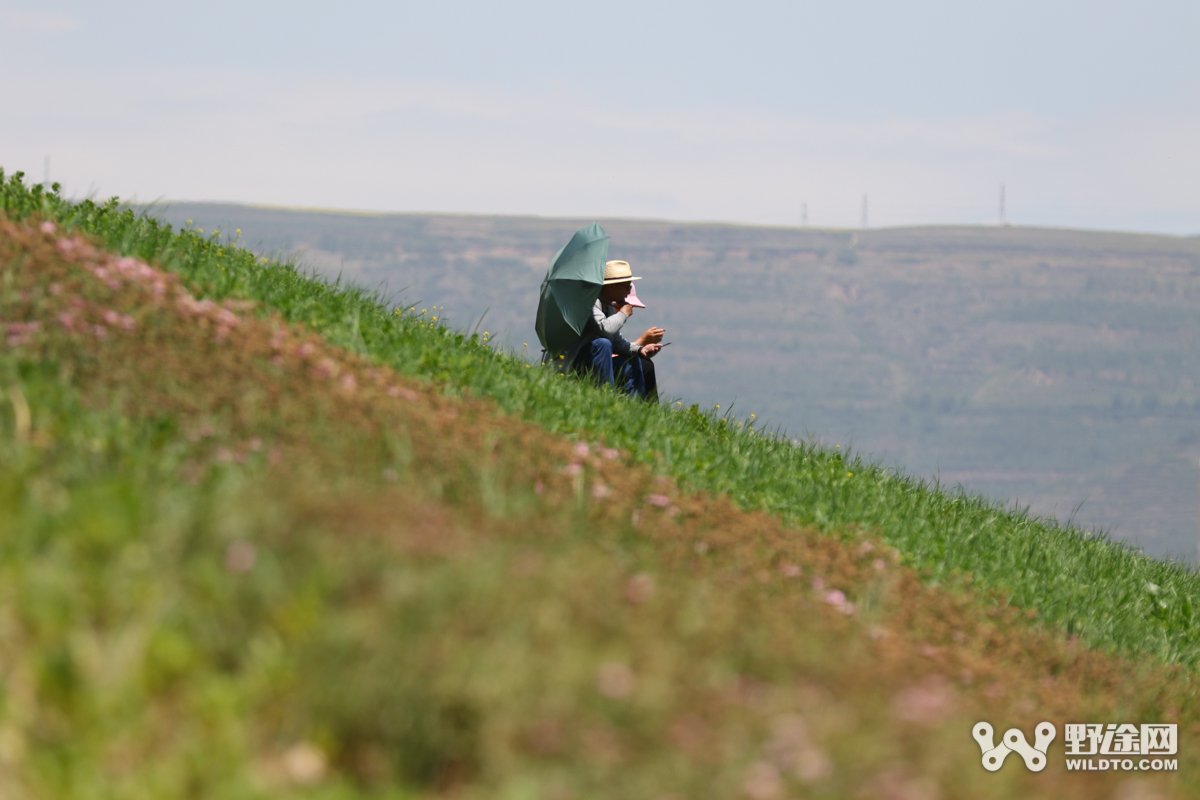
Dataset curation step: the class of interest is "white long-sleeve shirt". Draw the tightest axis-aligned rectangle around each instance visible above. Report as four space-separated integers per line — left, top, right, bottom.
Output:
591 299 642 357
550 299 642 368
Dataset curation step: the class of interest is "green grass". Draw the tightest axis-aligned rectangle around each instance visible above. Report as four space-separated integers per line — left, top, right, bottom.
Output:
5 221 1045 800
4 168 1199 670
2 347 1105 800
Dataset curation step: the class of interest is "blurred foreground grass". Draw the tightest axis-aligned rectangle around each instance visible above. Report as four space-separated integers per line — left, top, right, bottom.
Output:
0 173 1197 798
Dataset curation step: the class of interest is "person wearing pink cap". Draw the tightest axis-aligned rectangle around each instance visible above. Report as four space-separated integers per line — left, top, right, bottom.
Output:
562 259 665 400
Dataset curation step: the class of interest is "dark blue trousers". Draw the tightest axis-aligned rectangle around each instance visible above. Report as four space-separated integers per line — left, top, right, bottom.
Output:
581 338 647 399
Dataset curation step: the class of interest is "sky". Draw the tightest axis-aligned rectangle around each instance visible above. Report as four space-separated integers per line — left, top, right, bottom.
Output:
2 1 1198 233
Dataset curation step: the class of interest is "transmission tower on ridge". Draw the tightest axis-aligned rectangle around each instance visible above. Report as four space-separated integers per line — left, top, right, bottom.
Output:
861 194 869 229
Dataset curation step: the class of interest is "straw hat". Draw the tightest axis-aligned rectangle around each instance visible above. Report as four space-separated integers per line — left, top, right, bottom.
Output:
603 260 642 284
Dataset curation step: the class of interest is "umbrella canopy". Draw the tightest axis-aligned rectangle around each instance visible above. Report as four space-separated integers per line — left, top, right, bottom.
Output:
535 222 609 360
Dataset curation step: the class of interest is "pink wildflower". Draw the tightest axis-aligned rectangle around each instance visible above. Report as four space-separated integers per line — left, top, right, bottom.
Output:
563 463 583 476
387 385 416 400
602 448 619 460
624 573 655 604
7 322 40 335
596 662 635 699
646 493 670 507
892 676 956 725
823 589 855 615
176 295 211 316
40 221 55 234
742 762 784 800
573 442 590 458
313 358 337 379
224 541 257 572
5 321 42 347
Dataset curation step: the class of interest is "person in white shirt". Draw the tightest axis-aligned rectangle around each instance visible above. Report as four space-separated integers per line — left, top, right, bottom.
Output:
561 260 664 399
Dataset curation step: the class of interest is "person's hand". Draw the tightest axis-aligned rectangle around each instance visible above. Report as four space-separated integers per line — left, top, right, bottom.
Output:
635 327 664 346
641 342 662 358
609 300 633 317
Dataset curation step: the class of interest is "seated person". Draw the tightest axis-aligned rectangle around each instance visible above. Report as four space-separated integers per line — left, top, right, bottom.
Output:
561 260 663 399
622 284 662 402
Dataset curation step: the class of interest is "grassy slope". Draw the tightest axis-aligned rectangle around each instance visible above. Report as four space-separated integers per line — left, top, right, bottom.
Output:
148 201 1200 562
1 188 1196 800
4 172 1198 668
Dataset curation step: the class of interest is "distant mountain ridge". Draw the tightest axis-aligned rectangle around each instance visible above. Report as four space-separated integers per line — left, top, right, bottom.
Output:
147 202 1200 560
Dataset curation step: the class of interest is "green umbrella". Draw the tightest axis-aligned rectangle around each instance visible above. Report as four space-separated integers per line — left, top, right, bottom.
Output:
535 222 610 362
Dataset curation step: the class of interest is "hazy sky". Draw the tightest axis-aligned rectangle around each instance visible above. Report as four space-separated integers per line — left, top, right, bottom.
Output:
2 1 1198 232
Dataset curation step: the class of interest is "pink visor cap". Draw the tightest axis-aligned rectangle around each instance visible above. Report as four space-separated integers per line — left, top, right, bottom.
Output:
625 283 646 308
